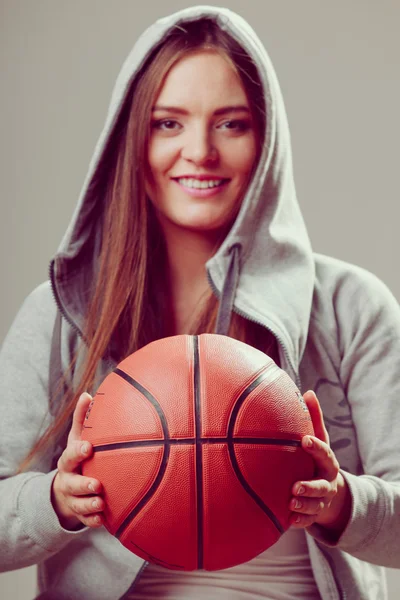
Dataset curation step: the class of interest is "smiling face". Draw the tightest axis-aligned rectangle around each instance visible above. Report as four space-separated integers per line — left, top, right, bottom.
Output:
146 50 258 243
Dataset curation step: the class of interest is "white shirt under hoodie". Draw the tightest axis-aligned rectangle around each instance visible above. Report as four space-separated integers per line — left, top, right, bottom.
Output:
1 5 399 600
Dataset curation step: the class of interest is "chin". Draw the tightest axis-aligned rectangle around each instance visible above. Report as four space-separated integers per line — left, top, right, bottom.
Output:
178 221 225 233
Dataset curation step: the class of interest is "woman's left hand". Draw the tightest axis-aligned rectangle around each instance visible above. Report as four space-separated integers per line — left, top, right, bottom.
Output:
289 390 352 534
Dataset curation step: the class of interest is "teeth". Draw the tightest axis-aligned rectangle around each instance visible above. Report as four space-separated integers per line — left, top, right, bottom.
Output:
177 178 225 189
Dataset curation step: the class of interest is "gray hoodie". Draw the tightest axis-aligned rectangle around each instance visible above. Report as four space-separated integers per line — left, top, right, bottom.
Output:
1 5 399 600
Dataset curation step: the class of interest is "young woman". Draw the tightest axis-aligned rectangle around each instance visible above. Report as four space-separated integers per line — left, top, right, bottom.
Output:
1 6 399 600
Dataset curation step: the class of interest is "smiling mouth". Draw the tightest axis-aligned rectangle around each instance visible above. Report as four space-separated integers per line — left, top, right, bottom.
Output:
172 177 230 190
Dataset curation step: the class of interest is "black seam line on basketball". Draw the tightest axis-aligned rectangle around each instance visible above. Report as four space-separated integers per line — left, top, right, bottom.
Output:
113 367 170 441
193 335 204 571
228 441 285 535
92 438 302 452
227 364 280 440
113 367 170 540
227 364 285 535
114 441 171 539
129 541 185 570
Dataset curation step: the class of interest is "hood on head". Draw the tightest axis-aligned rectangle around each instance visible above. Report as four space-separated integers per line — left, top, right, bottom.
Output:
50 5 315 382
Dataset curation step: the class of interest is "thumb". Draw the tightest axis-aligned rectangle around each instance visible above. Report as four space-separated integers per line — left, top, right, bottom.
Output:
303 390 330 445
68 392 93 444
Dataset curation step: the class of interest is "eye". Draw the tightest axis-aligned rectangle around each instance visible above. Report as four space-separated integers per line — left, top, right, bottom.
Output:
152 119 181 131
219 120 252 133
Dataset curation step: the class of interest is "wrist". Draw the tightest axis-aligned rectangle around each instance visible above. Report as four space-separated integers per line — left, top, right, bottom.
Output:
315 472 352 536
51 472 82 531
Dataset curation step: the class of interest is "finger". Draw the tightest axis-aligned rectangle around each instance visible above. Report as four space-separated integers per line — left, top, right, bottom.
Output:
290 513 319 528
300 435 339 481
68 392 93 443
69 494 105 517
58 439 93 474
81 513 104 528
290 496 326 515
303 391 329 444
59 472 102 496
292 479 333 498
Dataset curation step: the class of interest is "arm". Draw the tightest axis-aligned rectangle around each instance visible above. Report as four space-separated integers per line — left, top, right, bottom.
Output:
288 391 352 539
305 269 400 567
0 283 90 572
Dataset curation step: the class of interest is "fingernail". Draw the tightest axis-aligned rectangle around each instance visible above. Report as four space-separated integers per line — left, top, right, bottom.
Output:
295 500 302 509
92 500 99 509
295 516 301 523
81 443 89 455
297 485 305 495
306 437 313 448
88 483 95 492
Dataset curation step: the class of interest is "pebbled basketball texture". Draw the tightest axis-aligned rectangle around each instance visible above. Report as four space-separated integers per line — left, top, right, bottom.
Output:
81 333 315 571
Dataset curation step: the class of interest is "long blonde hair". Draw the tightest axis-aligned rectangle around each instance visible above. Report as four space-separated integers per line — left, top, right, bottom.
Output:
17 18 276 474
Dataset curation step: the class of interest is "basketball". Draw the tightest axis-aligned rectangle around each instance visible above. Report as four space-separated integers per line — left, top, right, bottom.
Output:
80 334 315 571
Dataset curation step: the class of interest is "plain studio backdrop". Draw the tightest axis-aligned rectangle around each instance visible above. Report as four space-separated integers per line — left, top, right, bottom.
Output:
1 1 399 598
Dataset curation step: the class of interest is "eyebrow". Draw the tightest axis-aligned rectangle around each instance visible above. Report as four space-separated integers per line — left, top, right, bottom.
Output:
152 105 250 116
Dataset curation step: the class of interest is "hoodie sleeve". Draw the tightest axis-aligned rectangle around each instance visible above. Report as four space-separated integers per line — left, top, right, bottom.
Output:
307 266 400 568
0 282 89 573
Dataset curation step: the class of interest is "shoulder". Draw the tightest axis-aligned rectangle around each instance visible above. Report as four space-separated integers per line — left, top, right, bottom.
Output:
313 252 398 314
314 252 389 291
1 281 58 354
17 280 55 317
20 280 56 310
311 252 400 347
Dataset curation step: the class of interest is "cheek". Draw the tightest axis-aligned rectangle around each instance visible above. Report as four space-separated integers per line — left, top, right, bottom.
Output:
225 138 257 178
148 139 179 180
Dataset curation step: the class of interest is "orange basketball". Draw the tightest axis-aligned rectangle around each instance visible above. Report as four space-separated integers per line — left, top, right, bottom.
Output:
80 334 315 571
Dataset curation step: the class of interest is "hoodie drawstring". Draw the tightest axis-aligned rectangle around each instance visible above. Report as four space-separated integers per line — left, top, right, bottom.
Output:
215 244 241 336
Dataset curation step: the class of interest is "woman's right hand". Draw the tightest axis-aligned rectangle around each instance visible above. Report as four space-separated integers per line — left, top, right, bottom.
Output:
51 392 104 530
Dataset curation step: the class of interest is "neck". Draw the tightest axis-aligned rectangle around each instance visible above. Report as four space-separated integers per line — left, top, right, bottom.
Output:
161 218 225 291
158 218 226 335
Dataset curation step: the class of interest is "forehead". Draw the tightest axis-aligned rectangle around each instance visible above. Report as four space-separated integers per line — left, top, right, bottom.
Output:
154 50 249 108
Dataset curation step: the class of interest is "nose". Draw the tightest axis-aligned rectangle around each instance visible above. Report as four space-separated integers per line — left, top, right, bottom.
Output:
180 125 218 166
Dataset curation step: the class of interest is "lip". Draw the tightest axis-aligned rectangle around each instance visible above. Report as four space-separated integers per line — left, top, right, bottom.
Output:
172 178 230 198
172 175 230 181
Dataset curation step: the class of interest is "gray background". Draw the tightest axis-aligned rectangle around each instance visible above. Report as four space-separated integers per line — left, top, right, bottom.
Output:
1 0 399 598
